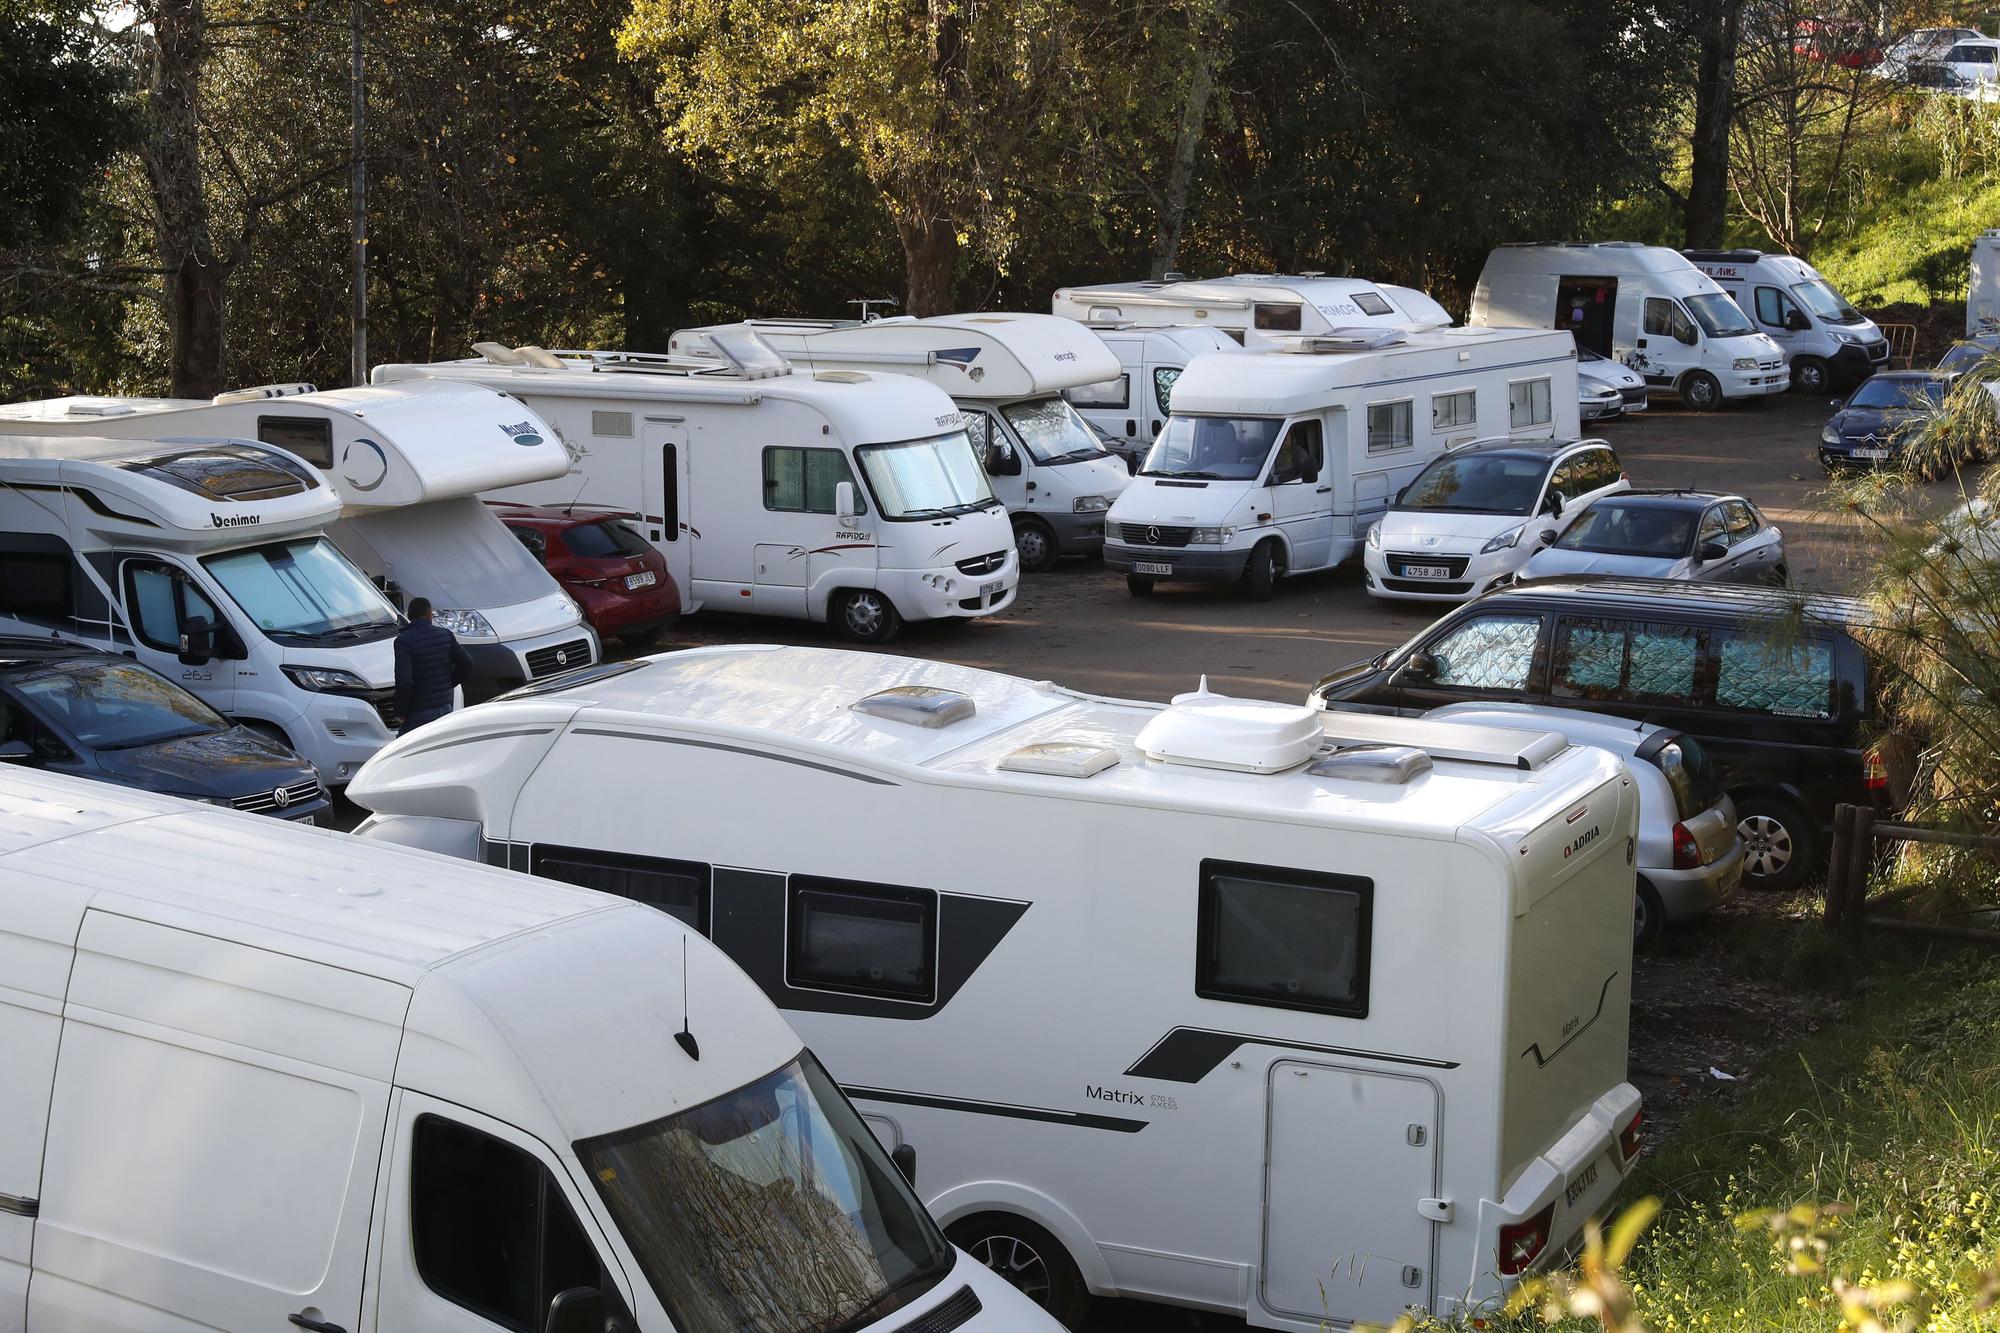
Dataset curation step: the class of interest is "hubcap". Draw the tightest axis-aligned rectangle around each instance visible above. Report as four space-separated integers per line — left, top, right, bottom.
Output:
1633 892 1650 942
1689 379 1715 408
968 1234 1051 1305
1799 363 1824 391
843 594 885 637
1739 813 1794 880
1017 527 1049 566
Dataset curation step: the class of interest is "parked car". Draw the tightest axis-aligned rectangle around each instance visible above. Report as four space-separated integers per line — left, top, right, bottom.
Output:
1309 577 1899 890
1577 347 1649 419
1519 489 1787 585
1363 437 1628 603
490 502 679 646
1793 16 1882 68
0 637 327 820
1904 35 2000 94
1425 702 1743 949
1936 335 2000 380
1818 370 1950 470
1879 25 1983 79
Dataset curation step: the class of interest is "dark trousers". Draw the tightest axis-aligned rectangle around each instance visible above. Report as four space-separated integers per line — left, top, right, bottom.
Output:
399 707 450 736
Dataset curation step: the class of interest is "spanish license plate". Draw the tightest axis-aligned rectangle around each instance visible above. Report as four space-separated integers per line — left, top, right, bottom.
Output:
1401 564 1450 579
624 570 657 590
1564 1160 1600 1208
1853 448 1890 461
1134 561 1174 576
980 579 1004 597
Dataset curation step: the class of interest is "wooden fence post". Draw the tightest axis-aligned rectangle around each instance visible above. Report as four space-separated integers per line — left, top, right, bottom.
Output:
1850 805 1878 927
1826 802 1854 931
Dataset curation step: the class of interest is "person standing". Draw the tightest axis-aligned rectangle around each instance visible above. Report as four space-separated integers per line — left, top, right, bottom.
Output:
393 597 473 735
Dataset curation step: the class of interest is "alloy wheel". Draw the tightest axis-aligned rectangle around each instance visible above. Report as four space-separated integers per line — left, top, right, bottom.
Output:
967 1234 1052 1306
1739 813 1794 880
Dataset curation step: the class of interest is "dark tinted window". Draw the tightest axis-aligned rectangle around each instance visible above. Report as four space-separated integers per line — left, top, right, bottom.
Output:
1271 419 1324 482
1253 303 1303 332
1848 377 1945 409
257 417 334 469
561 520 651 560
1399 452 1552 514
531 845 710 932
507 525 547 559
0 553 73 617
788 879 936 1002
1642 297 1693 340
1197 861 1371 1018
128 444 319 500
1725 501 1759 540
1352 291 1395 317
1577 448 1623 492
14 661 227 748
1554 618 1700 704
1555 503 1695 557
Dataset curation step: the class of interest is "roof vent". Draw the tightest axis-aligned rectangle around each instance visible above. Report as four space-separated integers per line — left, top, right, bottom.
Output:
1286 329 1407 354
474 341 526 365
63 400 136 417
1308 744 1433 785
211 382 315 405
1135 678 1323 774
515 345 566 369
1000 741 1118 778
851 685 976 729
815 370 871 384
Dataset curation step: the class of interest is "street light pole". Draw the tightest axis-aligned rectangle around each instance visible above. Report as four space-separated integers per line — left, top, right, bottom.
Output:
348 0 367 387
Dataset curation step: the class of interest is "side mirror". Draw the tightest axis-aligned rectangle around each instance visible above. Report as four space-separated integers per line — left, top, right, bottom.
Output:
543 1287 604 1333
985 442 1021 477
178 616 216 666
0 739 33 763
892 1142 917 1187
1538 528 1559 547
1698 541 1728 563
1785 310 1811 332
834 481 858 524
1543 491 1565 517
1396 651 1439 683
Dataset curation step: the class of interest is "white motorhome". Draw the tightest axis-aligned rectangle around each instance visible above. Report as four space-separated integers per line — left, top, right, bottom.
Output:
668 314 1130 573
1471 243 1789 411
0 767 1063 1333
1060 324 1243 470
0 381 597 698
350 645 1646 1333
1052 273 1455 344
1683 249 1889 393
1970 229 2000 336
374 337 1018 644
0 434 406 784
1104 326 1582 600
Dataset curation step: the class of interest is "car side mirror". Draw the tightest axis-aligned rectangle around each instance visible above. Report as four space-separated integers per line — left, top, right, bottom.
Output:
0 739 33 763
892 1142 917 1187
1785 310 1811 332
834 481 858 524
543 1287 604 1333
1538 528 1559 547
1698 541 1728 563
1396 651 1439 684
178 616 216 666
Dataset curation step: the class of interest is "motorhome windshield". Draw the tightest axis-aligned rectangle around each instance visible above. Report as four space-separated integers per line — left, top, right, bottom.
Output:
854 432 999 520
201 537 401 646
1000 396 1112 466
14 661 228 749
1139 415 1282 481
1395 452 1552 515
576 1053 953 1333
1685 292 1756 339
1791 280 1864 325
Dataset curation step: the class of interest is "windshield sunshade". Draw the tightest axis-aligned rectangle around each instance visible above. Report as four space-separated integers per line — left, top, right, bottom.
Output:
1140 416 1282 480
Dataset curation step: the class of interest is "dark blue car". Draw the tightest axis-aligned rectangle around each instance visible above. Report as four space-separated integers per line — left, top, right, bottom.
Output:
1818 371 1949 470
0 638 328 820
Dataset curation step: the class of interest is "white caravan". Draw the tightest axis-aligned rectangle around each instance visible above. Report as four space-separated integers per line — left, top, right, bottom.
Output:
1104 326 1581 600
1471 243 1789 411
1971 229 2000 336
1682 249 1889 393
0 381 597 698
374 339 1017 644
668 314 1130 573
1061 324 1243 470
1052 273 1455 344
349 645 1646 1333
0 767 1063 1333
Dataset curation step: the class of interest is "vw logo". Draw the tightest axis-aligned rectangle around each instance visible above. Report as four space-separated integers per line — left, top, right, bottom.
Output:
271 786 291 810
1147 525 1162 545
555 649 569 666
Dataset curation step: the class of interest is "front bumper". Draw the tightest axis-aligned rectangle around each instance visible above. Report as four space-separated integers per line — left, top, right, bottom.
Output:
1045 507 1109 557
882 554 1020 621
1103 540 1252 583
1819 440 1900 470
1829 341 1889 385
1579 395 1624 422
1721 364 1791 398
1644 840 1745 924
1364 543 1522 602
291 692 400 787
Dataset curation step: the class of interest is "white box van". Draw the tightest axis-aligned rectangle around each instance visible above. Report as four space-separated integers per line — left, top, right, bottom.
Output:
0 433 407 784
1052 273 1454 343
669 315 1131 574
0 381 598 698
1683 250 1888 393
1970 229 2000 336
0 767 1062 1333
350 645 1646 1333
1105 326 1581 599
1059 324 1243 470
1471 243 1790 411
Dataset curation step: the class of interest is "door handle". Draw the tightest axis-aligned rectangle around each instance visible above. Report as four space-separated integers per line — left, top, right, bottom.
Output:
1316 486 1332 493
289 1314 347 1333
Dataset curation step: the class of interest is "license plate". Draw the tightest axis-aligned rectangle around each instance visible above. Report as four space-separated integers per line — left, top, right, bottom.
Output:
1852 448 1890 460
624 570 657 590
1718 863 1743 897
1564 1160 1600 1208
980 579 1004 597
1134 561 1174 576
1401 564 1450 579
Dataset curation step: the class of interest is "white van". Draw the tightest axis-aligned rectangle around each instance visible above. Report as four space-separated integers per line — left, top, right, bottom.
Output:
1683 250 1889 393
350 645 1646 1333
0 382 598 698
1105 326 1581 599
1970 229 2000 336
375 337 1018 644
1059 324 1242 470
0 434 406 784
0 767 1063 1333
1052 273 1454 343
1471 243 1789 411
668 314 1131 573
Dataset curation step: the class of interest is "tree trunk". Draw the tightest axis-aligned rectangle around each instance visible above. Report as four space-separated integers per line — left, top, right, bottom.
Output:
1149 1 1226 279
897 211 957 317
139 0 228 397
1685 0 1742 250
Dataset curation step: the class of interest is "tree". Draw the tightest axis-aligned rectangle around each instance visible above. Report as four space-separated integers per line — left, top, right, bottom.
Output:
1682 0 1745 249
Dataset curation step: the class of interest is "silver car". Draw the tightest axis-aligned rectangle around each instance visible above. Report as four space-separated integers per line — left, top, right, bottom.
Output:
1519 489 1787 584
1577 347 1649 420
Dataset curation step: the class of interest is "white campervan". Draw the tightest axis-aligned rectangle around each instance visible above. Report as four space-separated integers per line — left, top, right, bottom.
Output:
1970 229 2000 336
1060 324 1243 471
0 381 597 698
375 336 1018 644
350 645 1645 1333
0 434 404 783
669 314 1131 573
1683 249 1889 393
0 767 1064 1333
1052 272 1455 343
1471 243 1789 411
1104 326 1581 600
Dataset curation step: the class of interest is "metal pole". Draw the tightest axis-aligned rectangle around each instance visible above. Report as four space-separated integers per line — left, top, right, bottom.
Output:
1825 803 1853 931
348 0 367 387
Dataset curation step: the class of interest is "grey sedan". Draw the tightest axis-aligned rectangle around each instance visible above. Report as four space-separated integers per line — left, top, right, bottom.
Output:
1518 490 1787 584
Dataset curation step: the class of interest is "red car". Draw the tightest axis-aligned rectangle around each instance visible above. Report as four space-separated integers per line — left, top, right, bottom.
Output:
489 503 680 646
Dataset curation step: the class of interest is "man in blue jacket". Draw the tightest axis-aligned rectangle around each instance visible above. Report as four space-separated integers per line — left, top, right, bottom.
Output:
393 597 473 735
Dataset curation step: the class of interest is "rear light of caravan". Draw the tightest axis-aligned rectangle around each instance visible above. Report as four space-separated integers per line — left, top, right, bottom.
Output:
1863 746 1889 791
1497 1202 1556 1276
1671 822 1701 869
1617 1109 1645 1163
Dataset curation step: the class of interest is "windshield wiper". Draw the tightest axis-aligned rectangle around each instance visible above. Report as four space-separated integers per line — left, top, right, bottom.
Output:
898 507 951 519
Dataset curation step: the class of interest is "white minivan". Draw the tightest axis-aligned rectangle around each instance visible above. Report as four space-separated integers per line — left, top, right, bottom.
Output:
0 767 1063 1333
1683 250 1889 393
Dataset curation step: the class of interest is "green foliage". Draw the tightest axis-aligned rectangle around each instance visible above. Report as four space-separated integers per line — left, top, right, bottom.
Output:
0 4 132 249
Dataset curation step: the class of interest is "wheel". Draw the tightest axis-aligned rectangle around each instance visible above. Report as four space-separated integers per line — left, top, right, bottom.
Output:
1680 371 1723 413
1735 794 1817 890
1634 877 1666 952
1766 562 1790 587
1013 518 1059 574
1126 574 1156 597
1790 356 1829 396
1243 540 1285 602
949 1214 1089 1329
831 588 902 645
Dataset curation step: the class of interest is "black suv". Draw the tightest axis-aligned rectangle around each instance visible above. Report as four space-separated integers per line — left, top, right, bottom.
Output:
1309 578 1888 889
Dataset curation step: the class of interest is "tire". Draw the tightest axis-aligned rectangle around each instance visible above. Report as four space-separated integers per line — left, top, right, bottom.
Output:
1680 371 1723 413
1790 356 1830 396
1126 575 1156 597
1735 794 1817 891
831 588 902 645
1766 562 1790 587
1634 877 1666 952
1243 540 1285 602
1013 518 1059 574
949 1214 1089 1330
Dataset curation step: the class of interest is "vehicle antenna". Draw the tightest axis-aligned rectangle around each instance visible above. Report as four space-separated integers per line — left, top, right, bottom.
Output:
562 472 588 517
674 935 700 1061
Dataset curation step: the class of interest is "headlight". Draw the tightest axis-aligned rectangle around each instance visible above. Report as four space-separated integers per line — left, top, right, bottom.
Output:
1733 357 1759 371
1071 495 1110 513
1480 524 1526 554
1190 526 1236 544
1821 423 1841 444
430 607 497 638
1830 328 1857 345
1366 521 1383 549
282 665 370 692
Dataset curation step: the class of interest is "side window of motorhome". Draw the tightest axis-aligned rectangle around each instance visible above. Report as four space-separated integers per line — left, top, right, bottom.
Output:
0 549 76 620
1153 367 1182 416
1642 298 1696 343
787 877 937 1002
1067 374 1129 408
1196 860 1371 1018
763 447 866 515
1553 617 1700 704
256 416 335 469
411 1115 606 1330
1427 613 1542 691
531 844 710 932
1431 389 1476 432
1508 378 1553 429
1366 400 1414 454
1253 303 1304 332
1269 420 1324 483
1714 630 1835 717
125 561 222 650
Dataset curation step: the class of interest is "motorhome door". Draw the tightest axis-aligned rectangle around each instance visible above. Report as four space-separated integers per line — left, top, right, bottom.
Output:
639 420 695 613
116 556 238 709
1554 277 1618 357
751 444 878 618
1261 1062 1438 1327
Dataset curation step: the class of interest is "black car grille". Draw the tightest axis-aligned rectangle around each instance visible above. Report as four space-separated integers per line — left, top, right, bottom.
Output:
1382 576 1474 595
891 1287 981 1333
1620 385 1649 406
527 638 595 678
1386 551 1471 579
1865 341 1890 364
232 779 325 815
1118 523 1193 548
955 550 1007 575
